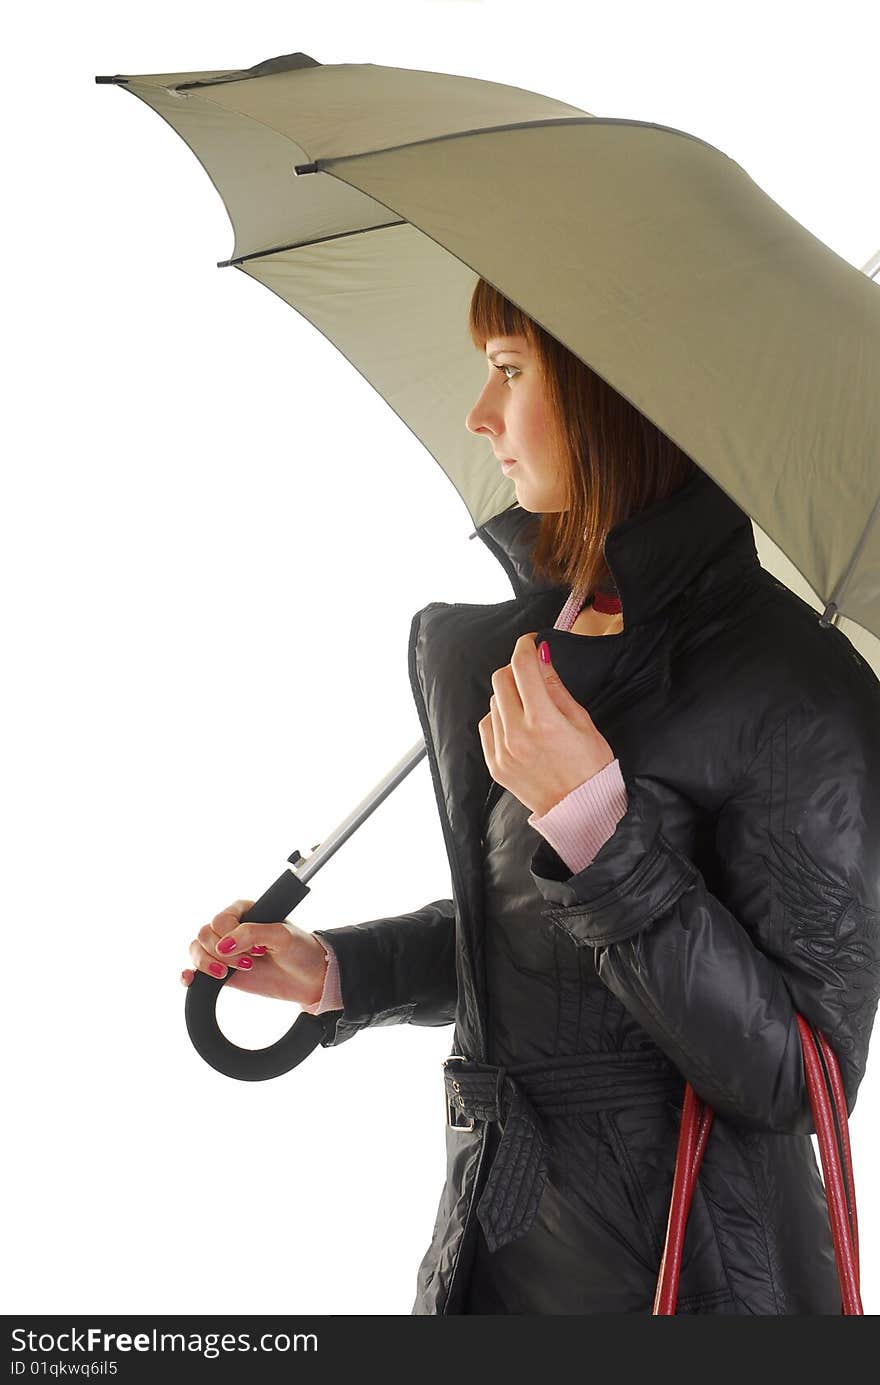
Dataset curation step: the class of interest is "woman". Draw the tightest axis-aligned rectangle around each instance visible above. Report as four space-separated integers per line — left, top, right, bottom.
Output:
182 280 880 1315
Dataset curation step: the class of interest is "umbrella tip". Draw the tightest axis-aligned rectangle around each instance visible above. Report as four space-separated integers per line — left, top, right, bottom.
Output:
818 600 840 628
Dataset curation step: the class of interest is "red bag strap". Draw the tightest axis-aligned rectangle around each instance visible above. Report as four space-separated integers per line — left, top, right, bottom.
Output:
653 1015 863 1315
814 1025 860 1278
795 1016 862 1311
651 1085 713 1315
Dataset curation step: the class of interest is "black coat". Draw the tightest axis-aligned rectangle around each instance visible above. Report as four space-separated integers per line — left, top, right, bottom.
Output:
312 468 880 1315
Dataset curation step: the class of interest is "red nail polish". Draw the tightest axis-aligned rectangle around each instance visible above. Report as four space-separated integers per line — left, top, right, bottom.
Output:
236 956 253 969
209 962 226 977
217 937 237 954
250 945 267 955
539 640 551 664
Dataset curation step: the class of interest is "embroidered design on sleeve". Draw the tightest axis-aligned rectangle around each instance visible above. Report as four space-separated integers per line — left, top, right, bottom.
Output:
762 828 880 1063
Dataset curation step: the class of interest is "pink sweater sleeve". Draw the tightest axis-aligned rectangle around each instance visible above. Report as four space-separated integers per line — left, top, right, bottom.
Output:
527 758 629 874
299 936 344 1015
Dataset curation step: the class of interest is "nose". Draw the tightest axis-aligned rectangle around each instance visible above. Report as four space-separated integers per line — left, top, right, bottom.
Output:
465 376 502 438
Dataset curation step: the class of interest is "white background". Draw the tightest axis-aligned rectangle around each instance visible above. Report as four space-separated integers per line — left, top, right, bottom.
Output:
4 0 878 1317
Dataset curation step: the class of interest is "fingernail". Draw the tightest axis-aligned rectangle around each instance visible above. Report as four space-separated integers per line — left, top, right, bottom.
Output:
209 962 226 977
235 956 253 969
539 640 551 664
250 945 267 956
217 937 238 954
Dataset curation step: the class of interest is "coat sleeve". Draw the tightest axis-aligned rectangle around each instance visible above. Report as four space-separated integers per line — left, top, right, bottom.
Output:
307 897 457 1047
528 696 880 1134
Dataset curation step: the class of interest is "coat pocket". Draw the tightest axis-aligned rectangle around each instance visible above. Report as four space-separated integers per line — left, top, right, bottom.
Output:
598 1105 667 1269
601 1099 731 1306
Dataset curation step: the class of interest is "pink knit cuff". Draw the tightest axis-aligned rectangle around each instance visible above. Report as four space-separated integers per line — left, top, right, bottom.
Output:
299 937 344 1015
527 759 629 874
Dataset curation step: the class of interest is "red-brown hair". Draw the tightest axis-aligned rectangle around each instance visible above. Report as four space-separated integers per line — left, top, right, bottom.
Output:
468 277 699 598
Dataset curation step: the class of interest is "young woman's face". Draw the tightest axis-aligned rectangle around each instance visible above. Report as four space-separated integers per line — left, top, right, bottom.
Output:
465 333 566 513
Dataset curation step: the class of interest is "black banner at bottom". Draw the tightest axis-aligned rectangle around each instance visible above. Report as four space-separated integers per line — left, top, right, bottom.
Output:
2 1313 867 1378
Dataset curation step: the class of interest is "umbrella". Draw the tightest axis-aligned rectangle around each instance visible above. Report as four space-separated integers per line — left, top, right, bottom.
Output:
95 50 880 1080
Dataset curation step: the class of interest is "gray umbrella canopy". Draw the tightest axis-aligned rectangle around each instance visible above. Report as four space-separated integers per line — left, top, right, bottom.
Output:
97 52 880 672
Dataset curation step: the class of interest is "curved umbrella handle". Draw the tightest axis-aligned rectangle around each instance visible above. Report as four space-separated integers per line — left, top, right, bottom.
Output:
184 864 327 1081
185 740 430 1080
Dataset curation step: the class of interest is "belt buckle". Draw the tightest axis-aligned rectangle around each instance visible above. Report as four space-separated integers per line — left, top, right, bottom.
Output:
444 1053 475 1132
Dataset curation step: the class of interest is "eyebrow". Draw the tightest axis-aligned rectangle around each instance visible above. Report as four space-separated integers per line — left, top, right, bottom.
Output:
487 348 524 361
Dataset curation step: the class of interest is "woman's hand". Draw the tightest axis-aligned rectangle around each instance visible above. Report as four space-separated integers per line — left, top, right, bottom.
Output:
180 899 328 1007
478 634 616 817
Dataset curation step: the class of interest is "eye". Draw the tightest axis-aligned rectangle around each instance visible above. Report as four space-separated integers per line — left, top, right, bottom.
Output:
493 363 520 385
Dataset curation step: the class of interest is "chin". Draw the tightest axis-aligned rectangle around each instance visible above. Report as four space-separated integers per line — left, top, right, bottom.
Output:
514 487 556 515
511 483 535 512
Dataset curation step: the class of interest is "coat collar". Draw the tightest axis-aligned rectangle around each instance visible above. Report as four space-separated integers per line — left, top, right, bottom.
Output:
474 466 760 628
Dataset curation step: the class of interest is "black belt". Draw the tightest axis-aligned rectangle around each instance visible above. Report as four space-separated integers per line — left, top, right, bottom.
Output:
443 1050 685 1254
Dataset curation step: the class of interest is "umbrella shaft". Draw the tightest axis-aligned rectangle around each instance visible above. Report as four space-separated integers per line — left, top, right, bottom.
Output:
295 738 427 882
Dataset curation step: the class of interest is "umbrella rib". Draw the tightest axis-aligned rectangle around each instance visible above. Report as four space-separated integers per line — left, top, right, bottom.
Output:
95 52 322 91
290 114 729 176
217 219 405 268
174 52 322 92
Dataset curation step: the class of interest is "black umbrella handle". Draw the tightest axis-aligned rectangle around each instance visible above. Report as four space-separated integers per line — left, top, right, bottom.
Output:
184 866 327 1081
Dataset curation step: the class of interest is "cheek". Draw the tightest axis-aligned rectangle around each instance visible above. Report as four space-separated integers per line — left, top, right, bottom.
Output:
518 391 551 453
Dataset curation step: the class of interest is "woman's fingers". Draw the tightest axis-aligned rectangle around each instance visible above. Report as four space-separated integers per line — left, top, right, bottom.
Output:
189 936 227 978
181 903 292 989
182 917 282 985
208 915 287 962
181 907 327 1006
187 927 256 979
210 899 257 936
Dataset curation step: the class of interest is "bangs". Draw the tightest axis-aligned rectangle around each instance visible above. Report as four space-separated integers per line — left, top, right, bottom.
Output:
467 278 535 352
